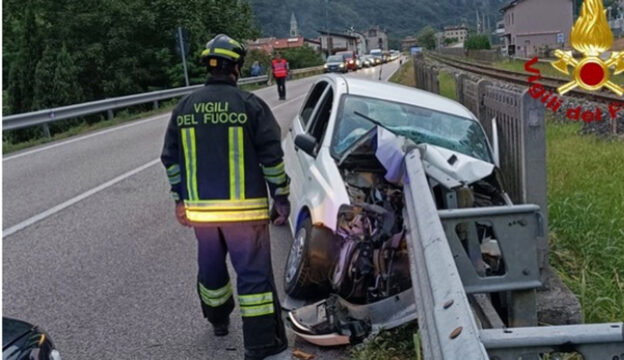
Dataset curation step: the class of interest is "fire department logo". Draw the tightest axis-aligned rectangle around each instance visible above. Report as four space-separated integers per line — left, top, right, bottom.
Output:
551 0 624 96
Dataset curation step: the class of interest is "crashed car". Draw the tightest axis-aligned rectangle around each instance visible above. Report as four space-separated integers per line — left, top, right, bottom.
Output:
281 75 511 345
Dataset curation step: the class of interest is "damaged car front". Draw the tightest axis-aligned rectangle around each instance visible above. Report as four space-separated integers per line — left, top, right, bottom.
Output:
281 76 509 346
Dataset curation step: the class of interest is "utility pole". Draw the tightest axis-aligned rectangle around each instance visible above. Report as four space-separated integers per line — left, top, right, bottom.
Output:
325 0 331 56
177 26 190 87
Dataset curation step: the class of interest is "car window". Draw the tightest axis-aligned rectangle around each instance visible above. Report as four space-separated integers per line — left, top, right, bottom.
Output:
308 88 334 145
327 56 343 62
331 95 492 162
300 81 328 127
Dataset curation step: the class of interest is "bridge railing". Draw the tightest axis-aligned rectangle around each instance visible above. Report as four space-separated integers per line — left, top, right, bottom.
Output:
2 66 324 132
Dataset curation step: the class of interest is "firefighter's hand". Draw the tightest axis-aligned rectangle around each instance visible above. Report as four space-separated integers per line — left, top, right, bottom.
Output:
175 203 191 227
270 196 290 226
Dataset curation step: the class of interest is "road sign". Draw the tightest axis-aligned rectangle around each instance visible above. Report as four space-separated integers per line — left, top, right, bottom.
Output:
557 32 565 44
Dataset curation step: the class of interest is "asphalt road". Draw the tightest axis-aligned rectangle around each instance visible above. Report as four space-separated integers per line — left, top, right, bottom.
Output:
2 60 401 360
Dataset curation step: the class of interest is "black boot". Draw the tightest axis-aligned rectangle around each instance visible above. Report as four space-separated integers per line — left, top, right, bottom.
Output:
244 340 288 360
212 319 229 337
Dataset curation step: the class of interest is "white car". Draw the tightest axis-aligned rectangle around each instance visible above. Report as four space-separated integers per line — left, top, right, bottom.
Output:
281 75 508 344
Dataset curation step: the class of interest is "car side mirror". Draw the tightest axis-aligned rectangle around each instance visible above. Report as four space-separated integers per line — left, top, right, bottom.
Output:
491 117 500 168
294 134 318 157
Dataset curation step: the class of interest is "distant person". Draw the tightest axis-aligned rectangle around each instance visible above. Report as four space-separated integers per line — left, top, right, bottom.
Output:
250 61 262 77
270 53 289 100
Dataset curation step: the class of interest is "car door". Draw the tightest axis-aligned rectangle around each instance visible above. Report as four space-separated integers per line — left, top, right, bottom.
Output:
283 80 329 230
293 84 335 220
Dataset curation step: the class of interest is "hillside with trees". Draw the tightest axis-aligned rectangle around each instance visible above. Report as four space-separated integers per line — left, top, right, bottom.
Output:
2 0 259 117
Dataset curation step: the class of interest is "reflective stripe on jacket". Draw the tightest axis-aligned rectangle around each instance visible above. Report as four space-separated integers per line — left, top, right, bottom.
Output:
161 77 290 225
271 59 288 78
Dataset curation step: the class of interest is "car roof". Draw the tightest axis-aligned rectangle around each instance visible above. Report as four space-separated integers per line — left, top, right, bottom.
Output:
329 75 476 120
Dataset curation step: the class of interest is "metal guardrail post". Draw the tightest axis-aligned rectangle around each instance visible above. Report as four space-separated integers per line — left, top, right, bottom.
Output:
153 100 159 110
403 148 489 359
107 109 114 121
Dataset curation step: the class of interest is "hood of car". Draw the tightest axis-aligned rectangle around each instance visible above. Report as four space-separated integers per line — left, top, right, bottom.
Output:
340 127 494 186
3 317 36 350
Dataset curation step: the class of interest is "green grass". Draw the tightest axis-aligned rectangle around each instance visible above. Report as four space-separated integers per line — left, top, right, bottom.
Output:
547 121 624 323
351 322 419 360
390 59 415 88
438 71 457 101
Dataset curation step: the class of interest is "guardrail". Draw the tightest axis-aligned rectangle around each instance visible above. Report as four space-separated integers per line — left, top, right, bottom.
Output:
2 66 324 133
403 147 624 359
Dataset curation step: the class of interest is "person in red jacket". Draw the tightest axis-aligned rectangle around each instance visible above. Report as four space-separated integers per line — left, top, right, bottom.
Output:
271 53 289 100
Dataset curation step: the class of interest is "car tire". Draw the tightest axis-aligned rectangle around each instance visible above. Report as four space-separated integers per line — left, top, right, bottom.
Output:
284 217 315 298
284 216 334 299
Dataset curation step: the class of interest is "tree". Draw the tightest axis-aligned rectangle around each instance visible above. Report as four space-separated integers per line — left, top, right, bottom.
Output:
53 44 83 106
280 46 324 69
417 26 437 50
241 49 272 77
465 35 491 50
33 46 58 110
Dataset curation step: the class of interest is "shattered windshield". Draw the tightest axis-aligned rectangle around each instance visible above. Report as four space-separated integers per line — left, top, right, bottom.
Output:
331 95 493 163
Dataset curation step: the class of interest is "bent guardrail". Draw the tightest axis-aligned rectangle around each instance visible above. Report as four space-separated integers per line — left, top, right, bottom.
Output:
403 148 624 359
2 66 324 132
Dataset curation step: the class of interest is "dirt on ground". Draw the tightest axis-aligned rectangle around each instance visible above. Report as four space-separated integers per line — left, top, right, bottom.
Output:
614 37 624 50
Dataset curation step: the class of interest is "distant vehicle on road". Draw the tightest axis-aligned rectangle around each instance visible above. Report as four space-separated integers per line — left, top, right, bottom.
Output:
369 49 383 65
335 51 358 71
3 317 62 360
324 55 347 73
360 55 374 67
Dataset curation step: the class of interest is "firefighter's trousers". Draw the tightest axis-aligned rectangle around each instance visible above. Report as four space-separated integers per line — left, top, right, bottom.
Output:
194 223 287 351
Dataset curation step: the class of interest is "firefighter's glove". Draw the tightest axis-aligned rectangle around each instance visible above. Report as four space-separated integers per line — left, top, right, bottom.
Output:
271 196 290 227
175 202 191 227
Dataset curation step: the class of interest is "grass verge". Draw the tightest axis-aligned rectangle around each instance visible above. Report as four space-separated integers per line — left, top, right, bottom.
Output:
547 121 624 323
351 322 419 360
438 71 457 101
2 103 177 154
389 59 415 88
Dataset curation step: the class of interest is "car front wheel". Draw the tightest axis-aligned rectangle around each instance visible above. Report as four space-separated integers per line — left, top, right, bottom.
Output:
284 217 315 298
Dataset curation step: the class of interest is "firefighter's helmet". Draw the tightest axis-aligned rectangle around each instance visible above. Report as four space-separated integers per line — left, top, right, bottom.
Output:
201 34 246 71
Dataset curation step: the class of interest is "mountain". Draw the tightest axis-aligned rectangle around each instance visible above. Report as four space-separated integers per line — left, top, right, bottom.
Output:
249 0 510 40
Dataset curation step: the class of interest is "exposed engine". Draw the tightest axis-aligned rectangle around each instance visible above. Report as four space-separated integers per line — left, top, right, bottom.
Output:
332 170 411 303
330 132 510 303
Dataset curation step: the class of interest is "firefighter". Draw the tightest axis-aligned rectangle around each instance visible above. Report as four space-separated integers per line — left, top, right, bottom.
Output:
270 53 289 100
161 34 291 360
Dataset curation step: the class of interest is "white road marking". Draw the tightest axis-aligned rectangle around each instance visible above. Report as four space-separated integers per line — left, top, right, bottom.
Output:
2 159 161 237
3 114 170 162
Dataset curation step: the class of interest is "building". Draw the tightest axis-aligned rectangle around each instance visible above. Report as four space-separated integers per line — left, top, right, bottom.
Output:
318 31 359 56
501 0 574 57
304 38 322 53
272 36 305 50
247 37 276 53
247 36 320 54
290 12 299 37
401 36 419 52
365 26 388 51
443 25 468 43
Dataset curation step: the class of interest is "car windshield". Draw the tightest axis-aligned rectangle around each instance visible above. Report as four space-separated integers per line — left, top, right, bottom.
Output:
327 56 343 62
331 95 492 163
